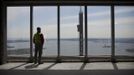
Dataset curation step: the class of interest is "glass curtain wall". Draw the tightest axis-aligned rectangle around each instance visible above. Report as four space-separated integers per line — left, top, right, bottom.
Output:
33 6 57 56
7 7 30 57
87 6 111 56
60 6 84 56
115 6 134 56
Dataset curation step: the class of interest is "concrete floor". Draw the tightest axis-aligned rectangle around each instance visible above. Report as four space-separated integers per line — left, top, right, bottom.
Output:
0 62 134 75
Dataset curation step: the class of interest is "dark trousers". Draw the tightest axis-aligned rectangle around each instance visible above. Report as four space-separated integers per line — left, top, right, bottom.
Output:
34 44 43 63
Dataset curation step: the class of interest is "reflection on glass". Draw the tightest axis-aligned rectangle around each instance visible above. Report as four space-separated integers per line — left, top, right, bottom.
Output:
115 6 134 56
33 6 57 56
7 7 30 57
88 6 111 56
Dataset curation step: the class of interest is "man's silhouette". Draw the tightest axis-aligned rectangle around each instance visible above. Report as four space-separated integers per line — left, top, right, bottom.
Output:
33 27 44 64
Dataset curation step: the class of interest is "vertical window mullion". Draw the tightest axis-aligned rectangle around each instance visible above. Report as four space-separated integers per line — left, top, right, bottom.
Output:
30 6 33 61
84 5 88 62
111 5 115 62
57 5 61 62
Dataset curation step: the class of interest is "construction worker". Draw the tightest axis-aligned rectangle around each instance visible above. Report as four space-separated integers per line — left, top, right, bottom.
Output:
33 27 44 64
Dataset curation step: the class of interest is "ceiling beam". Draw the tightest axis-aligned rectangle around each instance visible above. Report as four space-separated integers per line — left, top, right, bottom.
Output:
2 0 134 6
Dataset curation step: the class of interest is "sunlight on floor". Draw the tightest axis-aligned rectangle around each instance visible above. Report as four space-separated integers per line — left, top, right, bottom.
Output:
0 62 134 70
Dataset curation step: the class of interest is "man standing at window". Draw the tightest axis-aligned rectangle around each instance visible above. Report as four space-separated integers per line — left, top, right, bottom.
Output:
33 27 44 64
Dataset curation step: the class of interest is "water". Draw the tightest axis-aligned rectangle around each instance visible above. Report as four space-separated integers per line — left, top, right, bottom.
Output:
7 39 134 56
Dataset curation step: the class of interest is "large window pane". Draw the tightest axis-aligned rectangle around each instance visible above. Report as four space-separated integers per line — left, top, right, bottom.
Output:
33 6 57 56
115 6 134 56
7 7 30 57
87 6 111 56
60 6 84 56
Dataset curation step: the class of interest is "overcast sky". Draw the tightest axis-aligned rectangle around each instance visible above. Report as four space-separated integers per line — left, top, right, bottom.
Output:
7 6 134 39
